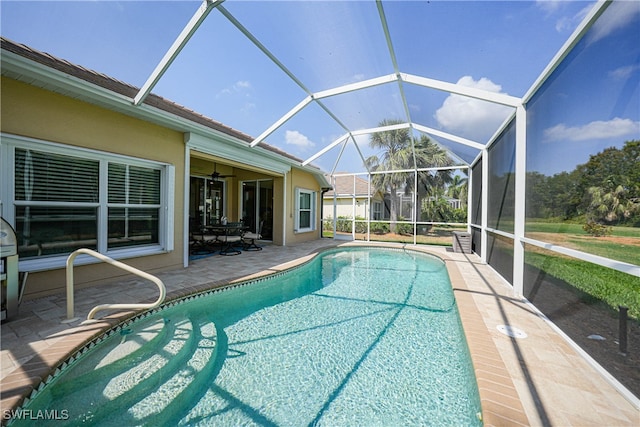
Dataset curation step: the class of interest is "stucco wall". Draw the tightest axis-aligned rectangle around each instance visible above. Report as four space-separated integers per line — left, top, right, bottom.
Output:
1 77 185 299
323 198 370 219
285 168 323 245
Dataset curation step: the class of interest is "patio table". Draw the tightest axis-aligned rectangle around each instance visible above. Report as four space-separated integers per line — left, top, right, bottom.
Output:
207 223 247 256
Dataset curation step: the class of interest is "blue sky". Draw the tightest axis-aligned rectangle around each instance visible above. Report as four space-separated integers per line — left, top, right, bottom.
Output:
2 1 638 175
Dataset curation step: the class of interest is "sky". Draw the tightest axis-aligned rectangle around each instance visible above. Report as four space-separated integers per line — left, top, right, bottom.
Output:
1 0 638 175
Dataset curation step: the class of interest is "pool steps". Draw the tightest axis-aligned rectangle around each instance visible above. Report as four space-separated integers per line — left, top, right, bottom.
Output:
45 318 190 421
19 315 221 425
128 319 219 424
48 318 171 398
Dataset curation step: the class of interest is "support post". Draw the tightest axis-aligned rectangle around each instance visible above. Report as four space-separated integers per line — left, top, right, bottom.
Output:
619 305 628 355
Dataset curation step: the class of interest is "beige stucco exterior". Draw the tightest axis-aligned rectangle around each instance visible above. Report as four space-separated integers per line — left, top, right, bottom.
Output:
1 75 327 300
285 168 323 245
323 198 371 219
1 77 186 299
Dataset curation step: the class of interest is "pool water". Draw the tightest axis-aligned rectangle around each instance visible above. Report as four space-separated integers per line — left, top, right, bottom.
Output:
12 247 482 426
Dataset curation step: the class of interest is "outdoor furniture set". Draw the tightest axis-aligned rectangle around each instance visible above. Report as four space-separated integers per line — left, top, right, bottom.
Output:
191 221 262 256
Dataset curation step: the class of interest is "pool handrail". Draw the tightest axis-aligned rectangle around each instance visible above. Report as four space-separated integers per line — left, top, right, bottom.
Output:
66 248 166 321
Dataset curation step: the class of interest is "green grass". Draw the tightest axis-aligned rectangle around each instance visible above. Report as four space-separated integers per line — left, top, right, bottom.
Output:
608 225 640 238
564 237 640 265
526 250 640 320
525 222 586 234
527 221 640 238
525 221 640 265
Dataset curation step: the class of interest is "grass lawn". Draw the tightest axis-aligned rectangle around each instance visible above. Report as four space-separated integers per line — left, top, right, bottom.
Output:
526 221 640 265
526 221 639 319
526 249 640 320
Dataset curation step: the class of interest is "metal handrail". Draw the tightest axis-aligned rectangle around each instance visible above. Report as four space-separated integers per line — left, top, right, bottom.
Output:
66 248 166 321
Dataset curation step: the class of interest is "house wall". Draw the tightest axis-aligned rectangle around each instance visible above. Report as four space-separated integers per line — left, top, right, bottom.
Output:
322 198 369 219
285 168 323 245
1 77 185 299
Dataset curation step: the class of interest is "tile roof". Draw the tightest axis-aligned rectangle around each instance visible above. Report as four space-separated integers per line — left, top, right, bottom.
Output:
0 37 309 166
324 174 374 197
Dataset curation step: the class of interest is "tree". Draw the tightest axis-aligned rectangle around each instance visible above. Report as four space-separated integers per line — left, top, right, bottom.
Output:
413 135 455 210
575 140 639 223
447 173 468 205
587 180 639 224
364 119 454 230
527 140 639 225
365 120 412 231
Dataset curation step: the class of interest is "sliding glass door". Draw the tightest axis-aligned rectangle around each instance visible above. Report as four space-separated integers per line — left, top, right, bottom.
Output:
189 176 225 230
241 180 273 240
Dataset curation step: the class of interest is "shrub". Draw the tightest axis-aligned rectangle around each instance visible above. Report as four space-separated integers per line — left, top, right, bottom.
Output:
335 217 350 233
354 217 368 234
370 222 389 234
395 222 413 235
583 220 611 237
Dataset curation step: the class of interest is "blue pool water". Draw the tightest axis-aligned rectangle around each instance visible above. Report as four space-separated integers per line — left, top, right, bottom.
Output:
12 247 482 426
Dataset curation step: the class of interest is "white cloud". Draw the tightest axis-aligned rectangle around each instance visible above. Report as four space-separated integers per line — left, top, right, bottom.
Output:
217 80 252 98
609 64 640 80
588 0 640 43
536 0 562 15
536 1 592 33
240 102 256 113
434 76 513 142
544 117 640 142
555 4 591 33
285 130 315 149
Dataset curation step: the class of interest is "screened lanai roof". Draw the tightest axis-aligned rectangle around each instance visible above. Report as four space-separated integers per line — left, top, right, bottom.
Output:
0 0 611 174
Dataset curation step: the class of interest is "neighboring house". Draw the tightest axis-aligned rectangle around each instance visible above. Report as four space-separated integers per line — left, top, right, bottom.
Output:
323 174 389 220
0 38 330 300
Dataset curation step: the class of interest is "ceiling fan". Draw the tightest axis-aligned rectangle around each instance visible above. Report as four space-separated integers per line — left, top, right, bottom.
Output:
211 163 235 181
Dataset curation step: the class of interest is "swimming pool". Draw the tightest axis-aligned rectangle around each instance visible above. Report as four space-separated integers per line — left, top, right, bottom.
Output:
11 247 482 426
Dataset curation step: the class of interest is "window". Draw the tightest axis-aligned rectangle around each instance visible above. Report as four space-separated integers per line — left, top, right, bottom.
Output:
295 188 316 233
373 201 382 220
108 163 161 249
2 134 173 269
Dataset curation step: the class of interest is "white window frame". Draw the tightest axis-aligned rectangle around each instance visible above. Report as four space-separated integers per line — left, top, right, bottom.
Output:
0 133 174 272
294 187 316 233
373 201 382 220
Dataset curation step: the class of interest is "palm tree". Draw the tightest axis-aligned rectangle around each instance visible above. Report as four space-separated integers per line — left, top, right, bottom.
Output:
364 119 454 231
587 182 637 224
365 120 412 231
412 135 455 213
447 173 468 206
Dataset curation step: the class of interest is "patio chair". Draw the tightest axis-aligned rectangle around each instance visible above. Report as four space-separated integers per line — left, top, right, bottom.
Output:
190 227 218 254
216 222 244 256
242 220 263 251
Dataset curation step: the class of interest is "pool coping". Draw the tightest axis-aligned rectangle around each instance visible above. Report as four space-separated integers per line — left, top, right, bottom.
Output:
443 252 529 426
